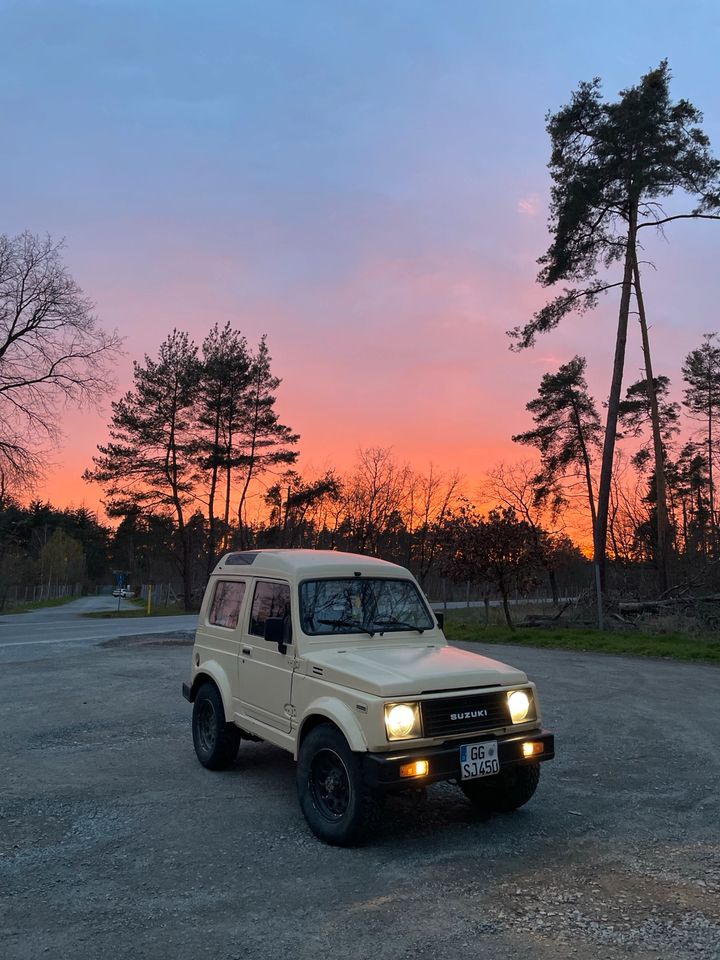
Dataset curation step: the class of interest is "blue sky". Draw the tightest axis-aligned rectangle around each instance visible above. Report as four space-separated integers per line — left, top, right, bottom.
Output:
1 0 719 512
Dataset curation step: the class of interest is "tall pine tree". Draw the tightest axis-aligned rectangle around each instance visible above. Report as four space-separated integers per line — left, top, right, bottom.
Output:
682 333 720 553
512 356 601 535
85 330 202 607
509 61 720 600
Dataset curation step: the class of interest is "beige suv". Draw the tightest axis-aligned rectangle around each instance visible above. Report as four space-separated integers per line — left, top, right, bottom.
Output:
182 549 555 845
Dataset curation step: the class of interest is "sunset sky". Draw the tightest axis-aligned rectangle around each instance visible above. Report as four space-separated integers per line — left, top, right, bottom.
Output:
2 0 720 523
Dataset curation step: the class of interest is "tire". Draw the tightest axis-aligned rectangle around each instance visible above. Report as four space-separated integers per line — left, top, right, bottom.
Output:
192 681 240 770
460 762 541 813
297 724 383 846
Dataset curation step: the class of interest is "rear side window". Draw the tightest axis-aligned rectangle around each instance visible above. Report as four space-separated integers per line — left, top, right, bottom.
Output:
208 580 246 630
249 581 291 637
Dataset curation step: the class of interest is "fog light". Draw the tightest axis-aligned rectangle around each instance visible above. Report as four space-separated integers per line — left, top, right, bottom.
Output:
400 760 429 778
522 741 544 758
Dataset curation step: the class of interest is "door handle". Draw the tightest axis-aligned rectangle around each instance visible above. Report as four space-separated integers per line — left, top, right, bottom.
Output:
242 647 252 656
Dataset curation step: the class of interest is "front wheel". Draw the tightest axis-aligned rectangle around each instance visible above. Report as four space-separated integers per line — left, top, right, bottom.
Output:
297 724 383 846
192 681 240 770
460 762 541 813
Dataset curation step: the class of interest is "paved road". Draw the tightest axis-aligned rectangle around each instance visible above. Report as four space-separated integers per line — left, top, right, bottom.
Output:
1 626 718 959
0 596 197 662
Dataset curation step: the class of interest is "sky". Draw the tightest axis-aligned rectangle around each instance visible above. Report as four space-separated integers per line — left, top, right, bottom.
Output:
2 0 720 523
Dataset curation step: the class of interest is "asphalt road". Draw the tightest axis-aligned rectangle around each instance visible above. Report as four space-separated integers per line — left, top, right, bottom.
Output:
0 595 197 663
1 615 718 960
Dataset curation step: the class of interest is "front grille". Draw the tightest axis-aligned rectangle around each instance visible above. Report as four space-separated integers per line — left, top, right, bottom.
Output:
421 691 510 738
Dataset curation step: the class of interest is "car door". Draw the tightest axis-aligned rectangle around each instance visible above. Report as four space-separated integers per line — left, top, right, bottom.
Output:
200 577 248 689
236 578 294 732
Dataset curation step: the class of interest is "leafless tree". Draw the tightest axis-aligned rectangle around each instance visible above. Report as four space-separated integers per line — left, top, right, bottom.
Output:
485 461 572 604
0 232 121 487
405 464 463 584
341 448 412 555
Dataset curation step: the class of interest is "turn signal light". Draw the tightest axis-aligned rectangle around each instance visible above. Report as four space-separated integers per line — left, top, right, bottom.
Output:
522 741 544 758
399 760 429 778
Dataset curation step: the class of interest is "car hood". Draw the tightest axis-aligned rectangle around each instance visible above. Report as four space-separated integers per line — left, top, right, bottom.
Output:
303 643 528 697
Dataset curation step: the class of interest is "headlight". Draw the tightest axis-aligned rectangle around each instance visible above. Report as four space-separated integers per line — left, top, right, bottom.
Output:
384 702 422 741
507 689 531 724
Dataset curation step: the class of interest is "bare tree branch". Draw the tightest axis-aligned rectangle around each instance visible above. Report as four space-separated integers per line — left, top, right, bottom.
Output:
637 213 720 230
0 232 122 484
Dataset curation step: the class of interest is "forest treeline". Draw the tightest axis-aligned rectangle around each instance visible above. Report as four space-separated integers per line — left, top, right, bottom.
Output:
0 445 589 620
2 62 720 623
1 295 720 619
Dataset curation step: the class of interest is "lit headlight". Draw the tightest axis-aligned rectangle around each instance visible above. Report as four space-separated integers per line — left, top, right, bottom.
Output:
507 689 531 724
384 702 422 741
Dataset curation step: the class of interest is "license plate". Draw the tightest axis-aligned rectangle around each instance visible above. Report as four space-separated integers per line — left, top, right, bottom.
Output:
460 740 499 780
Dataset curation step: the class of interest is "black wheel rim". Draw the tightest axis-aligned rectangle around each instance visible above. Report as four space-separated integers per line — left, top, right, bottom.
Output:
309 748 351 820
197 700 217 754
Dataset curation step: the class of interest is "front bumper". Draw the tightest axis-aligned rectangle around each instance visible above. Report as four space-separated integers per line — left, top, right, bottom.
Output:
362 729 554 792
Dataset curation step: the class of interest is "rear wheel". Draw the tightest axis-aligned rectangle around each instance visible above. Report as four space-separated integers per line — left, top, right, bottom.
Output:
192 681 240 770
460 762 540 813
297 724 383 846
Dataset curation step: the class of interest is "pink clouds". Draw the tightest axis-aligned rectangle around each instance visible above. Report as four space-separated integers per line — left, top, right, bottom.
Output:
517 194 541 216
37 241 546 517
33 187 720 529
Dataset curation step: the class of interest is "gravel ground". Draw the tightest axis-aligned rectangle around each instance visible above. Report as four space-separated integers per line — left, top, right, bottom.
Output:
1 635 718 960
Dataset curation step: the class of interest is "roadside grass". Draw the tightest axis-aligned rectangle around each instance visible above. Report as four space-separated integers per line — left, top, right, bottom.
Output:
444 607 720 664
0 595 77 615
83 599 190 619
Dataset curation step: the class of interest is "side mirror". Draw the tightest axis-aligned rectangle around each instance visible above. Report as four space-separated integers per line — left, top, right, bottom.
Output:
265 617 290 654
435 612 444 631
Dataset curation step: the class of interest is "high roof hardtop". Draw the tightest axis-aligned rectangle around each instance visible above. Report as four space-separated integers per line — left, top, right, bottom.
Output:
212 549 408 580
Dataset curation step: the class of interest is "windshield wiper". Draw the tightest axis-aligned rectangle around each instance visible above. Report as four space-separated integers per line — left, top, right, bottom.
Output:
317 618 376 637
373 619 425 635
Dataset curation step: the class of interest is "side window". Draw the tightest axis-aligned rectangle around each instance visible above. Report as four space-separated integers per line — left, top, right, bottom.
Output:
249 581 291 639
208 580 246 630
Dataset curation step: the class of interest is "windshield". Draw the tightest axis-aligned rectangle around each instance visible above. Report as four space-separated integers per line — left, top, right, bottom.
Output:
300 578 435 637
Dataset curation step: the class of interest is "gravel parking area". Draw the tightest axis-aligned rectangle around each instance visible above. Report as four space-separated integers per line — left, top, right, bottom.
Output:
1 635 718 960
